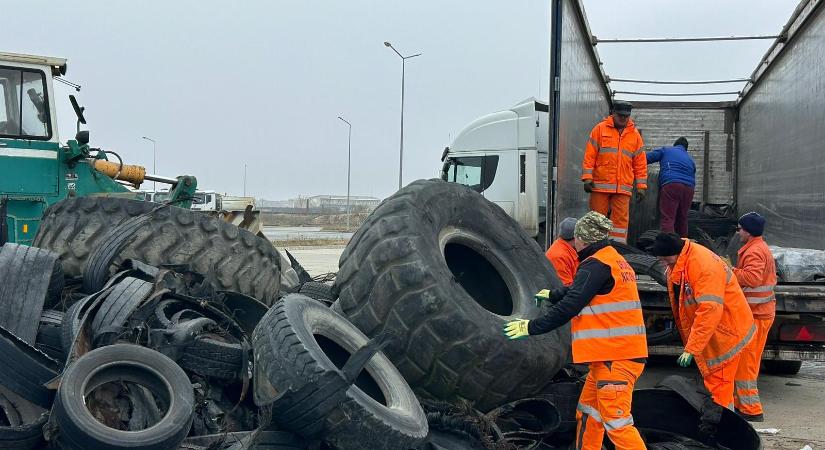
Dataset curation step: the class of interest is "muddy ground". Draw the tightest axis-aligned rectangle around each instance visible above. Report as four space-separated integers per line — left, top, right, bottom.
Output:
291 246 825 450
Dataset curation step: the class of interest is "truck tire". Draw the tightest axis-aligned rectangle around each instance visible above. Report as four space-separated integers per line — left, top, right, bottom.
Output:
53 344 194 450
179 334 245 381
35 197 281 305
90 277 153 346
333 179 570 412
35 309 64 362
252 295 428 450
0 387 48 450
299 282 336 305
0 326 58 409
0 243 64 344
624 253 668 287
761 360 802 375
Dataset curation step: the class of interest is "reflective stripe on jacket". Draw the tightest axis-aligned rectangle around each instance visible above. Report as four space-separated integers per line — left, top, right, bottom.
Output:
667 240 755 375
571 245 648 363
545 238 579 286
734 236 777 320
582 116 647 196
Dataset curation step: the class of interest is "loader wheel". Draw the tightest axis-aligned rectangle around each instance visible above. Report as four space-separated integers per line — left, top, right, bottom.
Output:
53 344 194 450
0 243 64 344
252 295 428 450
333 179 570 412
35 197 281 305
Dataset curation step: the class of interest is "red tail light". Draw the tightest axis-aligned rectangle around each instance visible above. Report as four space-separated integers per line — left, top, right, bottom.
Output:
780 324 825 342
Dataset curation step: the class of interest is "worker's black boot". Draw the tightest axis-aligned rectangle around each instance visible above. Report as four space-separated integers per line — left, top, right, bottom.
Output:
736 409 764 422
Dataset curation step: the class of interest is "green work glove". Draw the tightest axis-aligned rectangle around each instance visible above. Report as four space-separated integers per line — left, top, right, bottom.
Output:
635 188 646 203
535 289 551 307
677 351 694 367
583 180 594 193
503 319 530 340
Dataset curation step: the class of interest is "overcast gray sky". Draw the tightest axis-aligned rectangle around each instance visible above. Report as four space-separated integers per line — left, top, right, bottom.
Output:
6 1 796 200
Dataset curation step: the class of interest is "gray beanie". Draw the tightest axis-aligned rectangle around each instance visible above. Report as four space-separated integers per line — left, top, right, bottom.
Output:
574 211 613 244
559 217 577 240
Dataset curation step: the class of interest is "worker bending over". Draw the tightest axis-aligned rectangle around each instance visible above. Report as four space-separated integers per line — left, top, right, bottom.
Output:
545 217 579 286
581 100 647 243
732 212 776 422
650 233 755 409
506 211 647 450
646 137 696 237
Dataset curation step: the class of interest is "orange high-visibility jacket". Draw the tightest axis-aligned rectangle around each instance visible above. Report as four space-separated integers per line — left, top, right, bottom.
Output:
545 238 579 286
582 116 647 195
734 236 777 320
571 245 648 363
667 240 755 375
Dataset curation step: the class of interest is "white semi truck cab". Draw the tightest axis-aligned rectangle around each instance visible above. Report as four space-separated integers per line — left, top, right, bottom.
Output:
440 98 549 241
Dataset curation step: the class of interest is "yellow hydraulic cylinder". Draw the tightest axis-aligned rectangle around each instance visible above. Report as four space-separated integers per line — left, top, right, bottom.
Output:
92 160 147 186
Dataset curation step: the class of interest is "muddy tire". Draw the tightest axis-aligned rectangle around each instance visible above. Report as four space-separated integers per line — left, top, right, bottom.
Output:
53 344 194 450
35 197 281 305
0 244 64 344
252 295 428 450
333 179 570 412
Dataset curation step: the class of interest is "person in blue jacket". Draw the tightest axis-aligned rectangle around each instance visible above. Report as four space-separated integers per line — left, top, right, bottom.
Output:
646 137 696 237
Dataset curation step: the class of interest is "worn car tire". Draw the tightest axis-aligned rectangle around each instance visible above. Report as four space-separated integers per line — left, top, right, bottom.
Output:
624 253 668 287
333 179 569 412
35 197 281 304
179 334 245 381
53 344 194 450
90 277 153 346
252 295 428 450
0 387 48 450
299 282 336 304
0 326 58 408
761 359 802 375
35 309 64 362
0 243 64 344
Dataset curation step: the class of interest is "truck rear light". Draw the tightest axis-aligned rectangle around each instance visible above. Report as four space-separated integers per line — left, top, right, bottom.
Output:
779 324 825 342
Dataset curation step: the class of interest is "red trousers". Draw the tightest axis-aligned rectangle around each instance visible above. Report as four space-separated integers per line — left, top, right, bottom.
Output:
575 360 646 450
589 193 630 243
659 183 694 237
734 318 773 415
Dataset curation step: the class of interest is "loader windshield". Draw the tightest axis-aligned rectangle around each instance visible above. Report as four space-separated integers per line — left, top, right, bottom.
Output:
0 66 51 140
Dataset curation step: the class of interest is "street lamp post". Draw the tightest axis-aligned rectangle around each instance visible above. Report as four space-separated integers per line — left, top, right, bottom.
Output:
140 136 157 191
337 116 352 231
384 41 421 191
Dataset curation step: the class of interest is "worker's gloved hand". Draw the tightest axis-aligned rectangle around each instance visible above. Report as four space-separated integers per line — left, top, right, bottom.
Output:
583 180 594 193
677 351 694 367
635 188 646 203
503 319 530 340
535 289 551 307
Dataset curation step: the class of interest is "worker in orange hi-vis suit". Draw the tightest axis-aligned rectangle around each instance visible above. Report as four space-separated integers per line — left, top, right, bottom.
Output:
651 232 756 409
581 100 647 243
545 217 579 286
731 212 776 422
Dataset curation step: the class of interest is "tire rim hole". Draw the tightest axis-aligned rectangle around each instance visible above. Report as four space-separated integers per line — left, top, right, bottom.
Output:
313 334 388 406
443 242 513 316
84 371 170 431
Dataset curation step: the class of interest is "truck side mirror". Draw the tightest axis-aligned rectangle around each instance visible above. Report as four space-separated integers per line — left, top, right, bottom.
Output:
75 130 89 145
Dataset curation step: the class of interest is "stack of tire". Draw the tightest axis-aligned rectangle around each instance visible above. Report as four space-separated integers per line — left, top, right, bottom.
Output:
332 179 571 412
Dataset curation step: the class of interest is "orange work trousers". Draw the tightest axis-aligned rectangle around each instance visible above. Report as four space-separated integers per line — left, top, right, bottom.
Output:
589 192 630 243
734 317 773 415
702 353 741 409
575 360 646 450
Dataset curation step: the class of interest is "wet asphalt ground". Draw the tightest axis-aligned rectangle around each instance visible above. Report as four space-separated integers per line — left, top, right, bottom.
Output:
291 246 825 450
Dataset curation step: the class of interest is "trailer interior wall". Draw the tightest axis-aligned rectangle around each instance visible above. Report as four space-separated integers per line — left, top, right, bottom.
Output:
551 0 611 233
737 0 825 250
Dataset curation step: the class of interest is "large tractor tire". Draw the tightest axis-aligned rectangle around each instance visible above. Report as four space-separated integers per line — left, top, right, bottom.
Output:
333 179 570 412
34 197 281 304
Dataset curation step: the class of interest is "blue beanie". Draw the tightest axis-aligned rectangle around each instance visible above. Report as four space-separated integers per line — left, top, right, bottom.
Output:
738 212 765 237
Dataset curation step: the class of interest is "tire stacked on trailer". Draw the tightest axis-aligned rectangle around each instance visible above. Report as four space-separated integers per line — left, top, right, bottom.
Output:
333 179 570 412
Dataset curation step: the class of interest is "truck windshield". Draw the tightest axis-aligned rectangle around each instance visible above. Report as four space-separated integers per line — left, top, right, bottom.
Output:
446 156 499 193
192 193 208 205
0 66 51 139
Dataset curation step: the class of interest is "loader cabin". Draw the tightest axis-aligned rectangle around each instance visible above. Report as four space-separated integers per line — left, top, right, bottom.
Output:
0 52 65 145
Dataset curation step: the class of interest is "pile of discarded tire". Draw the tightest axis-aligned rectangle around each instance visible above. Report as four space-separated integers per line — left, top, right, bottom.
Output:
0 181 760 450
